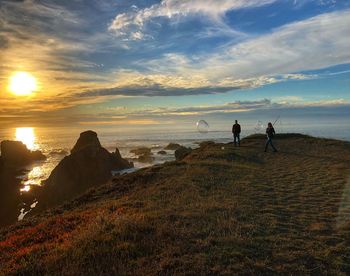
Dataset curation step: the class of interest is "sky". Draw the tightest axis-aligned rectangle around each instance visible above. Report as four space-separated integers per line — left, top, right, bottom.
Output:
0 0 349 130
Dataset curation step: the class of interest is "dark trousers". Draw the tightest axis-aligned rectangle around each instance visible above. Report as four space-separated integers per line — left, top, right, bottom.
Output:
265 137 277 152
233 133 240 146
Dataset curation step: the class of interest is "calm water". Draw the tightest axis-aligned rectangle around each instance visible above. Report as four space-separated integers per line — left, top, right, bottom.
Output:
0 122 349 221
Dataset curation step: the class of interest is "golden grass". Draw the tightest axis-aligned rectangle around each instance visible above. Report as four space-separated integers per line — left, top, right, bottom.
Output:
1 134 350 274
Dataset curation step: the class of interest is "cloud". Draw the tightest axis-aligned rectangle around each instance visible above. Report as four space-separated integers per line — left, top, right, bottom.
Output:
108 0 277 40
78 119 160 126
157 9 350 81
102 9 350 98
104 10 350 96
69 71 317 98
75 73 282 98
93 98 350 118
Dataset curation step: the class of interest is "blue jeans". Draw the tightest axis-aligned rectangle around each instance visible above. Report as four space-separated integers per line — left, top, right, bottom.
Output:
233 134 240 146
265 137 277 152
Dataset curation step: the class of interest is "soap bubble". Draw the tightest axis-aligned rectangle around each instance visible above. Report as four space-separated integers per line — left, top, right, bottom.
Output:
196 120 209 133
254 120 264 133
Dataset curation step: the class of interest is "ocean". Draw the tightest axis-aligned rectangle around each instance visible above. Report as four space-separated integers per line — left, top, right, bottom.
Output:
1 121 349 221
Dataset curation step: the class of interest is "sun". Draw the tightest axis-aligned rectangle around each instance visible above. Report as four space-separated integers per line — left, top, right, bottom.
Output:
8 72 38 96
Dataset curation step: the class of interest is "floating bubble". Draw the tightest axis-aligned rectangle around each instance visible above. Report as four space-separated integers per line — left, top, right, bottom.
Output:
254 120 264 133
196 120 209 133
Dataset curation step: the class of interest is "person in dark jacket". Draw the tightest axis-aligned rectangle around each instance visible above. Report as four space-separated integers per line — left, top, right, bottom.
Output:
265 122 277 152
232 120 241 146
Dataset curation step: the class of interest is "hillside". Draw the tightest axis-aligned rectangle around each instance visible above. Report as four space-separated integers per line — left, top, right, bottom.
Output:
1 134 350 275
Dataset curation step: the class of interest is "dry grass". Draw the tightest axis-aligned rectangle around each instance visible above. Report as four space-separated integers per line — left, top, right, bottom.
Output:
1 134 350 275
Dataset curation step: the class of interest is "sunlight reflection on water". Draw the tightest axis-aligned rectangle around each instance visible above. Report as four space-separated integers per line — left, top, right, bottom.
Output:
21 166 47 192
18 201 38 221
15 127 37 150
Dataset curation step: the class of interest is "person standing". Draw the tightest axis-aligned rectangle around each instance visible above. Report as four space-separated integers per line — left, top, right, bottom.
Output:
232 120 241 147
265 122 277 152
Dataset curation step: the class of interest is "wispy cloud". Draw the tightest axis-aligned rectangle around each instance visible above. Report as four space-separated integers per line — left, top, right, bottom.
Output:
136 9 350 81
67 72 315 98
108 0 277 40
92 98 350 118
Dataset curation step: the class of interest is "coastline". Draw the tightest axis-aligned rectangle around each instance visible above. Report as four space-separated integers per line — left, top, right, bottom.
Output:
2 129 350 224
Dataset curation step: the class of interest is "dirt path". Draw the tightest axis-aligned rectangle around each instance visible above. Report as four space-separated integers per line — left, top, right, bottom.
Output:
227 136 350 273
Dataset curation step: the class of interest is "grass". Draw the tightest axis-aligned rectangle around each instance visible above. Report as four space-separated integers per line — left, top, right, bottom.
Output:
1 134 350 275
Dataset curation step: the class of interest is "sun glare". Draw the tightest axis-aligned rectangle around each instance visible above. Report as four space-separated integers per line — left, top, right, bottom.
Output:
15 127 36 150
9 72 38 96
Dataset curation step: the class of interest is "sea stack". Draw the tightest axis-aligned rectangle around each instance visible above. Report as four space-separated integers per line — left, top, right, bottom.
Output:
40 130 133 208
0 140 46 167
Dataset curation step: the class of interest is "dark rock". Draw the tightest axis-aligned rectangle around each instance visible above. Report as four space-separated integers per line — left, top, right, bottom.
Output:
49 149 68 156
157 150 167 155
165 143 182 150
130 147 154 163
71 130 101 154
130 147 151 156
31 150 46 160
0 140 45 166
175 146 192 161
0 165 21 227
113 148 122 159
15 168 30 176
137 154 155 163
39 130 133 209
199 141 215 148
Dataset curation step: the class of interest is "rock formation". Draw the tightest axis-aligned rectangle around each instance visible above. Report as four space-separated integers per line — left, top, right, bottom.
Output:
165 143 182 150
0 157 21 227
137 154 155 163
130 147 154 163
130 147 151 156
39 130 133 208
70 130 101 153
0 140 46 167
175 146 192 161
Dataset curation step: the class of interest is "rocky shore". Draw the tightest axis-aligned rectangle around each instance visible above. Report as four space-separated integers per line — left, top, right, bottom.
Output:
0 130 133 226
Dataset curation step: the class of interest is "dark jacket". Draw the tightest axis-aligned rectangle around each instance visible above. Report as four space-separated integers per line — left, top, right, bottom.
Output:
266 127 275 138
232 123 241 134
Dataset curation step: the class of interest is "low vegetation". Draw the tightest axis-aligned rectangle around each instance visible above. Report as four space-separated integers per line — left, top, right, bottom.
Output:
1 134 350 274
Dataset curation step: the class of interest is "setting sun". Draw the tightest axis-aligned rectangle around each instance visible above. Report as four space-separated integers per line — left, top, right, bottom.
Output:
8 72 38 96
